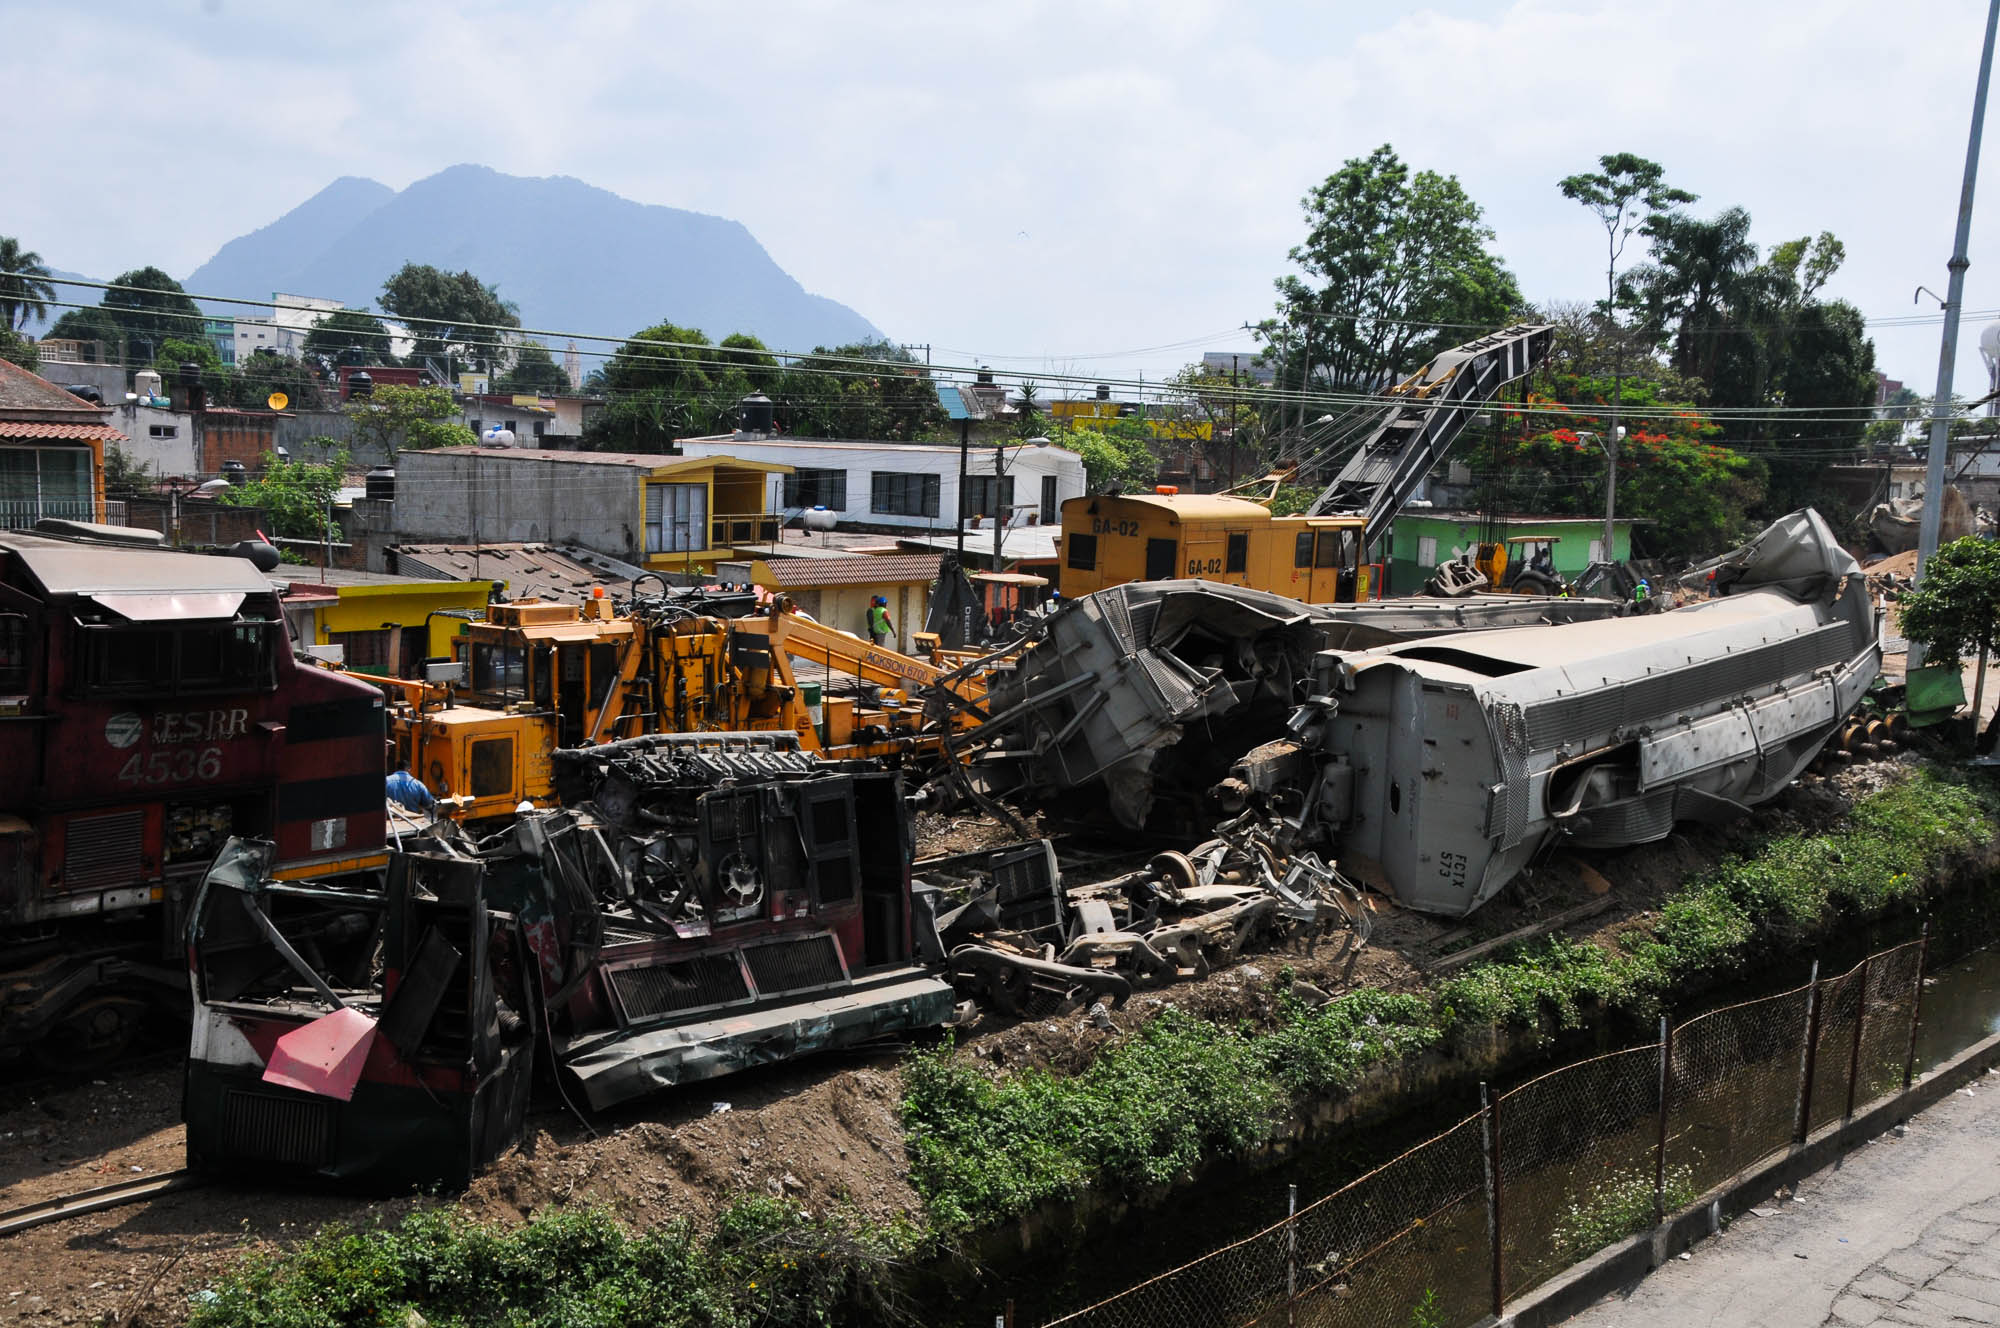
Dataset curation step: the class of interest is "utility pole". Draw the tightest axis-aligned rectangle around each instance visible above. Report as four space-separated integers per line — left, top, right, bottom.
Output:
956 414 970 559
1916 0 2000 675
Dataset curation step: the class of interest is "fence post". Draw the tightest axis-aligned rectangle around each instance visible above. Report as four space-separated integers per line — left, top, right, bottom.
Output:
1481 1081 1503 1318
1905 924 1932 1091
1655 1015 1672 1227
1286 1182 1298 1328
1845 954 1872 1120
1795 959 1822 1144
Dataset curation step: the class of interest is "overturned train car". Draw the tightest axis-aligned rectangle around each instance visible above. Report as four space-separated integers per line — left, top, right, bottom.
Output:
1266 509 1881 914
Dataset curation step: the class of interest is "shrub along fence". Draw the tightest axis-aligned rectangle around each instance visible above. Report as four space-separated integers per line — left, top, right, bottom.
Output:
1039 935 1930 1328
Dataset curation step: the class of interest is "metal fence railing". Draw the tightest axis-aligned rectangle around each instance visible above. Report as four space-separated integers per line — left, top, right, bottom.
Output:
1041 934 1931 1328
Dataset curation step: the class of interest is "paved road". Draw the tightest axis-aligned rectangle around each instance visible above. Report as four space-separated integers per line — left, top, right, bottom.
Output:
1562 1072 2000 1326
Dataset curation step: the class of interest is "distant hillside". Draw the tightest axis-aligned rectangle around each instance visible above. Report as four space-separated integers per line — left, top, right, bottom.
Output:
182 164 881 351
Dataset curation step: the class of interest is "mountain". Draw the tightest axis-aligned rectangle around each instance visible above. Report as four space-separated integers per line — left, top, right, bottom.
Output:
182 165 881 352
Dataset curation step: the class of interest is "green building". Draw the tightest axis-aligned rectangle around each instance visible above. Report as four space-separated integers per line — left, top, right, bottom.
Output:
1385 512 1635 595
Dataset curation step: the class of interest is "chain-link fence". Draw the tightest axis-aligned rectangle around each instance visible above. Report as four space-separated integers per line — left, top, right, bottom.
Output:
1040 935 1929 1328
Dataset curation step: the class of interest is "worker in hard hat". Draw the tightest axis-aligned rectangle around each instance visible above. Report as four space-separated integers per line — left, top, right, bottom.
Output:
866 595 894 647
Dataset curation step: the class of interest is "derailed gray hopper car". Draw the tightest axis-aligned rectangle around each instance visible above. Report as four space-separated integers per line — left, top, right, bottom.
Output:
1300 511 1880 915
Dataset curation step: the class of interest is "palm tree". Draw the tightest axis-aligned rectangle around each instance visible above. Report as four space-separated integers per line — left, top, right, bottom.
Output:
0 238 57 333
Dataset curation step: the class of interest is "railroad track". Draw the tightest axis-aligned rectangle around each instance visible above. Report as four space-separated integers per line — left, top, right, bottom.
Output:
0 1170 204 1238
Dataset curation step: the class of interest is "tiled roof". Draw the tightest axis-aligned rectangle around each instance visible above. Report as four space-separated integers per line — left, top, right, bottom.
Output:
749 554 942 588
0 421 128 443
0 358 109 415
390 542 642 600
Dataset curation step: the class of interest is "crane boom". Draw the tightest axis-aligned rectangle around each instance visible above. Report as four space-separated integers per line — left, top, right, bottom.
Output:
1306 323 1554 550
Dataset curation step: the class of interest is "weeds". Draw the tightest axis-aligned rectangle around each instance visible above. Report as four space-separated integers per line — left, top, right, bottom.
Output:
1549 1163 1698 1264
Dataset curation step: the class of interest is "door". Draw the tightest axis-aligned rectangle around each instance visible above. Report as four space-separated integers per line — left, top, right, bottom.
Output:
1144 537 1177 581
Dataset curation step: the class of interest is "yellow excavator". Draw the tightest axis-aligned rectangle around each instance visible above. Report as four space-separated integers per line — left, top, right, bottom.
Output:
359 596 996 824
1471 535 1566 595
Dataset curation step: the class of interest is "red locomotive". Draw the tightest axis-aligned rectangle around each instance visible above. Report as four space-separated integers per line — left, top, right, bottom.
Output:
0 527 388 1069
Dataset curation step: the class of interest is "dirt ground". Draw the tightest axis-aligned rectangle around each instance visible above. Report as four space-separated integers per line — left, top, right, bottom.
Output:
0 757 1922 1326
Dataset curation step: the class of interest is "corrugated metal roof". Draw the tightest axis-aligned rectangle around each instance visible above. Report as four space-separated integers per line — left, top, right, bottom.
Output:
750 554 942 588
390 542 642 600
0 421 128 442
0 534 271 597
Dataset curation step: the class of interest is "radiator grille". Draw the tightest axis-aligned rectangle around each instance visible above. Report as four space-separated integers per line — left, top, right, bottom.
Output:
64 810 146 891
220 1090 336 1168
744 934 847 996
609 955 750 1020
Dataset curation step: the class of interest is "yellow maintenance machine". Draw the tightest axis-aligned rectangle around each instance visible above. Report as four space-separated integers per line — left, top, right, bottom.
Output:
1471 535 1565 595
362 596 994 823
1057 489 1377 603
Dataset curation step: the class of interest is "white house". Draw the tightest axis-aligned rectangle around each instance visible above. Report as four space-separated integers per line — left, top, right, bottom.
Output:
672 434 1086 536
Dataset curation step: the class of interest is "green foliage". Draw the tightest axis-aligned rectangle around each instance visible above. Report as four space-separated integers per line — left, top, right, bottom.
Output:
1409 1287 1445 1328
0 326 37 372
496 340 571 395
0 237 56 332
380 263 520 370
1550 1163 1697 1264
303 309 397 366
903 768 1997 1231
47 266 202 362
1558 153 1697 316
1052 419 1157 494
1267 484 1317 517
349 384 477 456
1270 144 1522 398
152 336 222 375
103 443 148 491
215 448 350 541
902 1009 1283 1230
186 1200 918 1328
1898 536 2000 664
776 341 947 442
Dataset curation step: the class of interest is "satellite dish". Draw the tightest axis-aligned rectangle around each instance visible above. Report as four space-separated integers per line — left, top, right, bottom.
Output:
266 391 290 411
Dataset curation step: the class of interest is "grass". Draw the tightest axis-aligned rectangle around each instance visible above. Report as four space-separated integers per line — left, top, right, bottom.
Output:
186 1199 923 1328
1549 1163 1699 1264
902 766 1999 1231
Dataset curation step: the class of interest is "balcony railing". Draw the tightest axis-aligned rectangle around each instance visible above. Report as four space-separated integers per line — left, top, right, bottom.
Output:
0 498 95 531
709 512 781 549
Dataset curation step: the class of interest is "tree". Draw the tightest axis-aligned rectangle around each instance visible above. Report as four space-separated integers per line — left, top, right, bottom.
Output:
1558 154 1697 549
0 238 56 332
231 347 331 412
1898 535 2000 751
303 310 395 366
0 327 38 372
585 320 729 449
346 384 475 456
216 448 351 541
47 267 203 365
378 264 520 370
773 340 946 441
1268 144 1522 412
1050 419 1156 494
494 340 570 395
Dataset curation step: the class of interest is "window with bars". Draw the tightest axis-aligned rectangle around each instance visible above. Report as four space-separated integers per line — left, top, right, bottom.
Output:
783 468 848 509
871 471 940 518
645 482 709 553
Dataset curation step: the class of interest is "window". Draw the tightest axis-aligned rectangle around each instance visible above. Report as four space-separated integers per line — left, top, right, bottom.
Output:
871 471 940 518
468 737 515 799
1416 536 1438 568
0 446 92 529
961 475 1015 520
1294 530 1315 569
1226 532 1249 574
533 420 546 440
1314 529 1351 570
783 468 848 509
503 419 517 434
645 482 709 554
148 424 177 439
470 641 525 697
1066 532 1098 571
78 622 278 696
0 615 26 692
470 418 482 435
330 628 392 670
1041 475 1059 525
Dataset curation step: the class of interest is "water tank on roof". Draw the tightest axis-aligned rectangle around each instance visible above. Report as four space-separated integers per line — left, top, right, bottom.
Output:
1095 383 1111 400
365 466 396 502
178 362 204 390
738 392 774 435
483 426 516 446
221 460 247 486
347 370 374 399
803 506 837 531
133 369 162 399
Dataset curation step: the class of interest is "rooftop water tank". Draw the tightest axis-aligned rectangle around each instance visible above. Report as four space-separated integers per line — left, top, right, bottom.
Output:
347 370 374 399
803 506 837 531
738 392 775 435
221 460 248 486
365 466 396 502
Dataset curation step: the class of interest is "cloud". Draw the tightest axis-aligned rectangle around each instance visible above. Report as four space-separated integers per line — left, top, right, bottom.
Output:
1 0 1994 390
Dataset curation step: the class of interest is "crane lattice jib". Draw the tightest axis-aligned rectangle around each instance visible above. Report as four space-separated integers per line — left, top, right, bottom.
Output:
1305 323 1555 549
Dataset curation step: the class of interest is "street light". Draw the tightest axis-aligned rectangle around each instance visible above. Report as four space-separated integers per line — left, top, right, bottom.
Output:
994 434 1052 574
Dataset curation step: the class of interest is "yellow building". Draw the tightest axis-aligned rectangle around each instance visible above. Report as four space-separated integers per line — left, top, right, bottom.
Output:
389 448 792 576
1058 491 1376 603
279 571 495 677
721 554 940 655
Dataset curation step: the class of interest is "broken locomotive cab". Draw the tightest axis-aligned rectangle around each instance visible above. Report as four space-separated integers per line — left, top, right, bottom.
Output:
184 734 953 1190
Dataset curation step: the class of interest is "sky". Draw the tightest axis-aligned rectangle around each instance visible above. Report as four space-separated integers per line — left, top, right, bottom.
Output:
4 0 1999 399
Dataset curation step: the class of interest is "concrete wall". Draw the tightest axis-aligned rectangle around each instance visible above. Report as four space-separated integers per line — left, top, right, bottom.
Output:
674 437 1086 534
301 581 494 660
105 402 198 477
390 450 644 560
